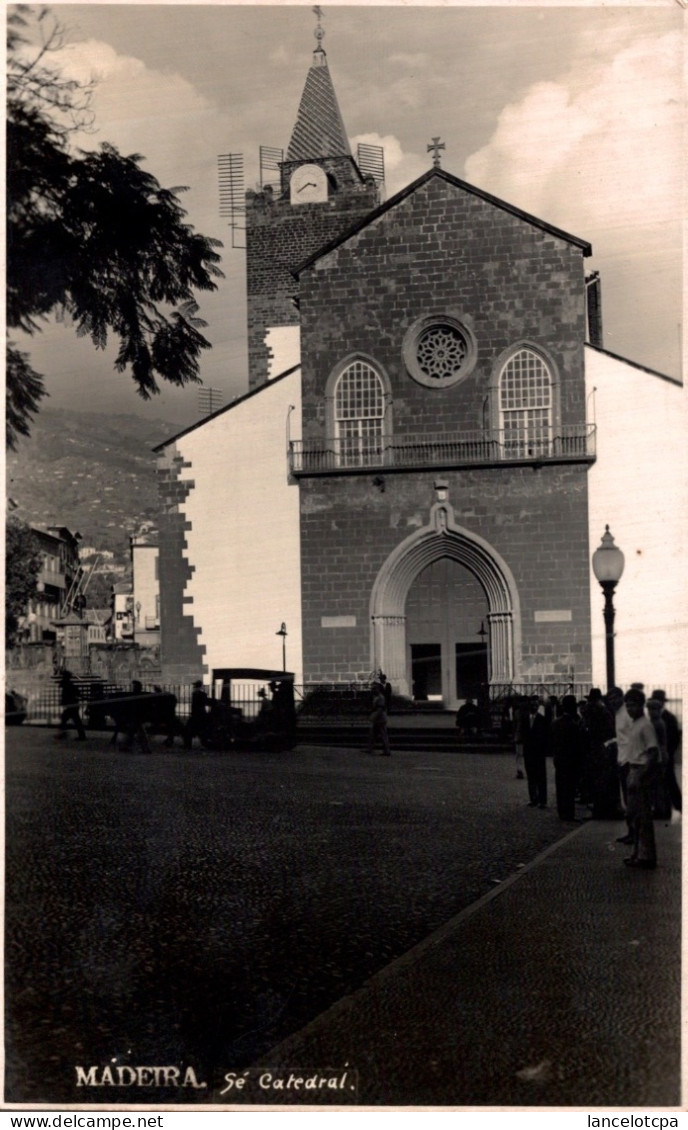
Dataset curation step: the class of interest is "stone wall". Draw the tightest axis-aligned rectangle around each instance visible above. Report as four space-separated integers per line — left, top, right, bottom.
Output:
299 173 588 441
296 171 592 687
246 178 378 389
156 440 207 684
5 643 163 707
298 467 592 686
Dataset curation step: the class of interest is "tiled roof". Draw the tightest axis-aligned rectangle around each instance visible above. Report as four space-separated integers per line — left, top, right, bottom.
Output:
287 54 351 161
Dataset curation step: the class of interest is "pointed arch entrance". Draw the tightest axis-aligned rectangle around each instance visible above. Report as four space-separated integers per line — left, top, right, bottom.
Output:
370 502 520 703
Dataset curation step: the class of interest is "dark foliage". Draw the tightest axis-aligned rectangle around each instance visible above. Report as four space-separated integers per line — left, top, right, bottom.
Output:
6 5 224 447
6 344 48 449
5 517 43 646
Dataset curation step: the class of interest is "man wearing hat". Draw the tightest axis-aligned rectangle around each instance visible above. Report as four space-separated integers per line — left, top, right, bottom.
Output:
582 688 618 818
651 690 682 813
550 694 586 821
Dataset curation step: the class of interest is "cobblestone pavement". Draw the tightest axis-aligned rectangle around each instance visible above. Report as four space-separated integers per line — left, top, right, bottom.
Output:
261 819 681 1108
3 727 680 1107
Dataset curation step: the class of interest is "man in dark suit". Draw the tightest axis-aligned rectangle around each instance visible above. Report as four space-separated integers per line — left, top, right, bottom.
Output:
523 694 549 808
550 694 586 821
652 689 682 813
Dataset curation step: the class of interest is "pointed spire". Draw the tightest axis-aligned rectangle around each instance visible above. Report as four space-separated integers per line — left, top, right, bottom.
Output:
286 8 351 161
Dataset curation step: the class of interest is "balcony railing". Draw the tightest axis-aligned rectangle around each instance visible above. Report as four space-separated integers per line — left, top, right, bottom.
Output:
289 424 596 475
38 568 66 590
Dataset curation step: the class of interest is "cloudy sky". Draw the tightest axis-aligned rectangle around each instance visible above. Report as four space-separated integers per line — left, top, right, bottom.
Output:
12 1 684 427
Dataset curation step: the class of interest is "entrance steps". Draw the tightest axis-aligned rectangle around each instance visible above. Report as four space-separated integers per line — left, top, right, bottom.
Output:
297 714 513 754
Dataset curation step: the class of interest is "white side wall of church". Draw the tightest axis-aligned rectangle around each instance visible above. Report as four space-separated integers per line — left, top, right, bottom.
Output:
175 372 303 681
585 347 686 691
266 326 301 380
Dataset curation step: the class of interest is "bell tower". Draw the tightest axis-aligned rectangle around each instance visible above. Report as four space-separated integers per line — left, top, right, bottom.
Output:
245 9 380 389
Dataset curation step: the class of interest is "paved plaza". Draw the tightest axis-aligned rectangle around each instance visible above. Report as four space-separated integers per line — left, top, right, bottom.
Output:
3 725 682 1108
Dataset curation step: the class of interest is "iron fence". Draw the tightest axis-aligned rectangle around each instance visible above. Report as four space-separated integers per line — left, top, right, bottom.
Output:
289 424 596 475
12 677 683 731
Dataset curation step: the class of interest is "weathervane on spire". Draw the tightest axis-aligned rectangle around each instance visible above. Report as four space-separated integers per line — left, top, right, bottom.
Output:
313 5 325 56
427 137 445 168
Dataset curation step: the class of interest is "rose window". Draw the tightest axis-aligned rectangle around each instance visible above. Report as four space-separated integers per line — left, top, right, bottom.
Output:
402 315 477 389
416 325 468 381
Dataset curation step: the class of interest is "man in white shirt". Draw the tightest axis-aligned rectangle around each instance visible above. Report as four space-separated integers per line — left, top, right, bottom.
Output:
623 688 660 869
608 686 634 844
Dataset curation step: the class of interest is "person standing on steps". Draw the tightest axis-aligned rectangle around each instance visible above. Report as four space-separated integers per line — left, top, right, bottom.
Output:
378 671 393 716
455 696 481 740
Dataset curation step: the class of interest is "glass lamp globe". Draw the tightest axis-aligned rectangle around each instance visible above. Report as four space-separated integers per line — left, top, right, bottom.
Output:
592 525 625 585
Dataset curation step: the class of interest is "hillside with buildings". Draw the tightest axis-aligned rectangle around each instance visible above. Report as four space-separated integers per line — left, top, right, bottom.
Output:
6 408 174 563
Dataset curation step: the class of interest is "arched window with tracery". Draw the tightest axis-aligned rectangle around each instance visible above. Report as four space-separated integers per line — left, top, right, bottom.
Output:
498 348 553 458
334 359 386 466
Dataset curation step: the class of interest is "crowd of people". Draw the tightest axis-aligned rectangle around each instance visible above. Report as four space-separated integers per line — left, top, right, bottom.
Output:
505 685 681 869
54 669 681 871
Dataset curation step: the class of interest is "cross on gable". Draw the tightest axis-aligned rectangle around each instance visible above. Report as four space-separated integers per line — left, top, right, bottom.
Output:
427 137 446 168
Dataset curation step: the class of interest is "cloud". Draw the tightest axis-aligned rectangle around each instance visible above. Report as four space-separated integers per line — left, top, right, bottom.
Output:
269 44 291 66
464 30 682 239
462 29 682 378
388 53 429 69
54 40 217 171
351 132 427 198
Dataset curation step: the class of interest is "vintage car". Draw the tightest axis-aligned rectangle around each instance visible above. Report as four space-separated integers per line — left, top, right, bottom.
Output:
205 668 297 751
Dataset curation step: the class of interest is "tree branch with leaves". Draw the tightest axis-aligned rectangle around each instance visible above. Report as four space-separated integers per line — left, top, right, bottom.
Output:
6 5 224 448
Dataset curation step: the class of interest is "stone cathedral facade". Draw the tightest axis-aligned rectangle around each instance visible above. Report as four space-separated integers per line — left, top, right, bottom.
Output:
155 30 684 703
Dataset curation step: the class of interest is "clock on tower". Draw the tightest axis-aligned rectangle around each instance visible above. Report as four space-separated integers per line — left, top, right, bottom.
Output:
290 163 328 204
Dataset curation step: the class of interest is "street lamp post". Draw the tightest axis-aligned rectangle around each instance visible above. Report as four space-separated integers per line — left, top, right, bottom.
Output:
276 622 287 671
591 525 625 691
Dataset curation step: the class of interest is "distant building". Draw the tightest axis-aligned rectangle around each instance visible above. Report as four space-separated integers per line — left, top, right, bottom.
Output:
23 525 82 642
112 583 135 642
108 534 159 647
84 609 111 646
131 531 160 648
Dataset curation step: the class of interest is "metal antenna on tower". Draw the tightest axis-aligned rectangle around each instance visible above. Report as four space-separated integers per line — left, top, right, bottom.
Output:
217 153 245 249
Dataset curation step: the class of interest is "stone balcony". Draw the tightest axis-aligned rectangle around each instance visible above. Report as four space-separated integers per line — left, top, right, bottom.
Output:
289 424 596 476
